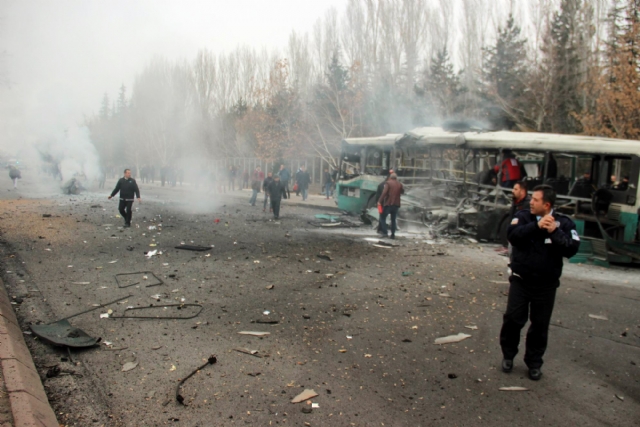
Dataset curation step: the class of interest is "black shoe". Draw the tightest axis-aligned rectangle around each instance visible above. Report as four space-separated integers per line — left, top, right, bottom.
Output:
528 368 542 381
502 359 513 373
390 234 395 239
124 223 131 228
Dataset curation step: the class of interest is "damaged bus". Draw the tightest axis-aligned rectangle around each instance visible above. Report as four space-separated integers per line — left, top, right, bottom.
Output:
336 127 640 266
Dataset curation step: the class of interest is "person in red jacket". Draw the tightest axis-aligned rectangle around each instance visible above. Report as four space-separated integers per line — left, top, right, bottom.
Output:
495 150 526 188
377 173 404 239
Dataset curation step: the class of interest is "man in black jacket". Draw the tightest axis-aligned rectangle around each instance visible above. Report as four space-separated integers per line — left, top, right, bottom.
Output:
262 172 274 213
108 169 141 227
500 185 580 381
267 175 287 219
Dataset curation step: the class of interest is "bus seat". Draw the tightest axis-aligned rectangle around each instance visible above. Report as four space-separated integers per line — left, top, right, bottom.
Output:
545 178 570 195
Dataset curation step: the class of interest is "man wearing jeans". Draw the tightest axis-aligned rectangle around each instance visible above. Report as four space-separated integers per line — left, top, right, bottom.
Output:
108 169 141 227
377 173 403 239
322 168 333 199
297 166 310 201
500 185 580 381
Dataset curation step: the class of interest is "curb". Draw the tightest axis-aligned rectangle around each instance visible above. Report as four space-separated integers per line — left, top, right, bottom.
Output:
0 280 58 427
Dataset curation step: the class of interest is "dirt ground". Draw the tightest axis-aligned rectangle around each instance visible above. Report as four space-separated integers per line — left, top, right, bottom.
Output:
0 174 638 427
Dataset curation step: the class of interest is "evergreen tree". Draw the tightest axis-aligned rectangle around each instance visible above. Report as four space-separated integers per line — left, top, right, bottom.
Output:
116 84 127 114
417 48 465 118
99 93 110 119
480 15 530 130
540 0 591 134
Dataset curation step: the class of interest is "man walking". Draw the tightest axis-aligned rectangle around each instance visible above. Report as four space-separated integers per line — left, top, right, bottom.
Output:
297 166 311 201
375 170 393 235
262 171 274 212
500 185 580 381
267 174 287 219
8 166 21 189
294 167 303 196
377 173 404 239
108 169 141 228
278 164 291 199
249 167 264 206
322 167 333 199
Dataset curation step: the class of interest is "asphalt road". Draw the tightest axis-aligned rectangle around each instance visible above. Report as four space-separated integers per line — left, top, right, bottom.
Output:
0 174 638 426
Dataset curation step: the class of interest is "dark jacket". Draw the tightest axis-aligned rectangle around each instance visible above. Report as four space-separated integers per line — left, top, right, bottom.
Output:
378 179 404 206
263 176 274 192
297 171 311 190
9 168 21 179
278 168 291 182
507 210 580 285
509 194 531 218
110 177 140 200
267 180 288 201
375 179 387 203
322 171 332 185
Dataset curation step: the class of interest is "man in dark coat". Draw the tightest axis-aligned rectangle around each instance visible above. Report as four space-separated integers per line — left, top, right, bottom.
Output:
267 175 287 219
501 185 580 381
377 173 404 239
262 172 274 212
294 167 303 196
108 169 141 227
9 166 21 189
375 170 393 235
297 166 311 201
278 164 291 198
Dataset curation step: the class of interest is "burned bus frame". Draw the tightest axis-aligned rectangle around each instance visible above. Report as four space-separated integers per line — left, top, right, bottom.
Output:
337 127 640 266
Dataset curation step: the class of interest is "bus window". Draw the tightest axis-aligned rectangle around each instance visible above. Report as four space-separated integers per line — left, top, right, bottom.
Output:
364 148 389 175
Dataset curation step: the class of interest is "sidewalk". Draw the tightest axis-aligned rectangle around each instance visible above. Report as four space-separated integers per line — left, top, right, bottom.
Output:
0 279 58 427
231 188 340 211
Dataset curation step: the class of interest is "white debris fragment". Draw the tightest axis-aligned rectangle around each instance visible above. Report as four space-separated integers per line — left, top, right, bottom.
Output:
238 331 270 336
434 333 472 345
291 389 318 404
464 325 479 330
145 250 158 258
263 310 270 315
109 260 118 264
588 314 609 321
499 386 529 391
122 361 138 372
100 313 109 319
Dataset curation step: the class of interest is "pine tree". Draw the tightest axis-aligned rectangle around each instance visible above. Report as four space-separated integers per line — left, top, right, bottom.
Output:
481 14 530 129
540 0 591 134
417 48 465 118
99 93 110 119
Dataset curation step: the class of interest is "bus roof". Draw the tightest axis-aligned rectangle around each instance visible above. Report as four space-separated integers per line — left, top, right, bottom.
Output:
342 134 403 146
355 127 640 157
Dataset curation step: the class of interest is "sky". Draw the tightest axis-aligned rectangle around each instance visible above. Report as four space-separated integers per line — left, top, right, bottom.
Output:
0 0 347 148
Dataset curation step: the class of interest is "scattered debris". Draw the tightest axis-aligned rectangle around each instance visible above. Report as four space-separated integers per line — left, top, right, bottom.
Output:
615 394 624 401
176 355 217 405
448 373 457 379
122 361 138 372
175 245 210 251
145 250 158 258
31 319 101 348
266 284 274 290
115 271 163 288
238 331 270 337
401 271 414 277
499 387 529 392
464 325 479 330
434 333 472 345
316 254 333 261
234 348 265 358
72 282 90 285
291 389 318 404
111 304 203 320
588 314 609 321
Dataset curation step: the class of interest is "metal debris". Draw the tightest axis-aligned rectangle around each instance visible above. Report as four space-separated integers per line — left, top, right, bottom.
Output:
110 304 203 320
175 245 210 251
115 271 163 288
176 355 217 405
122 361 138 372
588 314 609 321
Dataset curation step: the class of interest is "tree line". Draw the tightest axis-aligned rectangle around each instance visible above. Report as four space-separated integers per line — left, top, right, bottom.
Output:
86 0 640 175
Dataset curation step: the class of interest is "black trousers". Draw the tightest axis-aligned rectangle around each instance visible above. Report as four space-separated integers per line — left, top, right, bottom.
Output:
379 205 399 236
500 275 557 369
118 200 134 225
271 199 281 219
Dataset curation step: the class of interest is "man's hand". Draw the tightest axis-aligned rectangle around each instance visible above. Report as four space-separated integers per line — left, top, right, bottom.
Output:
542 214 557 233
537 215 553 230
137 198 142 204
108 196 112 200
